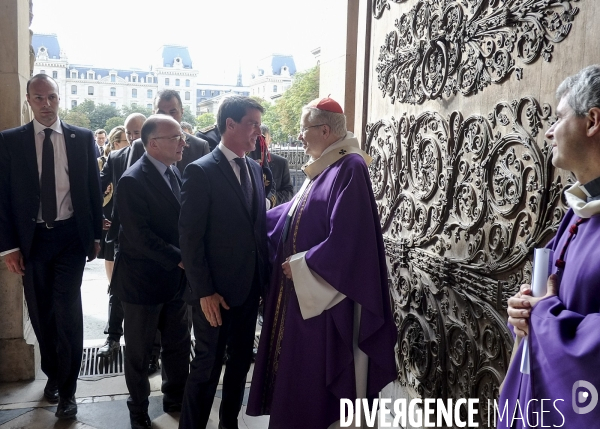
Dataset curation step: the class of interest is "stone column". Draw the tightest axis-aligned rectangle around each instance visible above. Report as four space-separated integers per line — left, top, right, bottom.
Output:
0 0 36 382
318 0 360 133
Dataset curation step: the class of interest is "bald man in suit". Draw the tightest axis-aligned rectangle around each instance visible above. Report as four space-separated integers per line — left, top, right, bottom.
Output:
0 74 102 419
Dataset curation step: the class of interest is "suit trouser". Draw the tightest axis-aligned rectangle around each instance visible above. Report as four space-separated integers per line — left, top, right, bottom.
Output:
179 286 259 429
22 220 86 399
106 245 159 358
104 291 124 341
122 297 190 415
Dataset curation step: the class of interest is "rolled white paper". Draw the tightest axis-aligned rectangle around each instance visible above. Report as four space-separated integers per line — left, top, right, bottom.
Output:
520 248 554 374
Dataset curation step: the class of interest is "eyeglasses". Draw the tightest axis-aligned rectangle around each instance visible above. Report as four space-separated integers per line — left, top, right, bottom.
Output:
152 134 186 143
300 124 326 134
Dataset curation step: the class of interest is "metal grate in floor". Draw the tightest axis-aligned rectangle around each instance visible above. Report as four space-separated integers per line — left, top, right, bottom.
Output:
79 333 261 378
79 345 126 378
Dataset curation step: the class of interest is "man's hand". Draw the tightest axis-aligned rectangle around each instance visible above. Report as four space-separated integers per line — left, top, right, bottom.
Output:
282 257 293 280
507 274 559 337
3 250 25 275
102 218 111 230
178 261 184 269
200 293 230 327
87 242 101 262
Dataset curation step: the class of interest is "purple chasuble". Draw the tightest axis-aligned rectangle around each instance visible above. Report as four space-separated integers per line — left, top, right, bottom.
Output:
246 153 397 428
498 209 600 428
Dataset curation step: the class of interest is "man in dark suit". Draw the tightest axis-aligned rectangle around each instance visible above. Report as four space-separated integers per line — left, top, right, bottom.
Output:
95 128 107 157
129 90 209 171
0 74 102 419
196 123 221 151
260 125 294 206
179 96 269 428
96 113 146 358
110 114 190 429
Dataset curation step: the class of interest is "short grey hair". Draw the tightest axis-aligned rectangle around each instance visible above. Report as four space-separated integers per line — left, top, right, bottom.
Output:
180 121 193 133
301 106 347 138
260 124 270 135
556 65 600 116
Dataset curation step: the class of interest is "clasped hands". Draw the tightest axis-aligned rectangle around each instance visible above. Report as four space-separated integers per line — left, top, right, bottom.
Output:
507 273 559 338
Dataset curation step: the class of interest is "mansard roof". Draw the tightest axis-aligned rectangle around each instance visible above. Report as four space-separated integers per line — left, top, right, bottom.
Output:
32 33 61 59
271 54 296 75
255 54 297 77
68 65 153 80
159 45 193 68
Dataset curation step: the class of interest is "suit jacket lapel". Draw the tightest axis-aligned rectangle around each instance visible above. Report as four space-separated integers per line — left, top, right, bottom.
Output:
61 122 81 194
213 148 252 220
140 155 180 212
22 122 40 193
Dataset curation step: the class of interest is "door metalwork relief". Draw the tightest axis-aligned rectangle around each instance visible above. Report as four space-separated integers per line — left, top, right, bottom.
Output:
366 97 572 424
375 0 580 104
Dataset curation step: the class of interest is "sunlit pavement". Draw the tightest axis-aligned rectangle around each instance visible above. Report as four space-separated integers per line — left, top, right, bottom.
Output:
0 259 269 429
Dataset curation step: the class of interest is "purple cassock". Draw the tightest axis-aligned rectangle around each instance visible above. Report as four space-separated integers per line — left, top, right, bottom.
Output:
246 150 398 428
498 208 600 428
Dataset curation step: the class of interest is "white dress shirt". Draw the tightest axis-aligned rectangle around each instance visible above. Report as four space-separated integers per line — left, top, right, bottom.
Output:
0 118 77 257
218 142 270 209
146 153 174 190
33 118 74 223
218 142 249 184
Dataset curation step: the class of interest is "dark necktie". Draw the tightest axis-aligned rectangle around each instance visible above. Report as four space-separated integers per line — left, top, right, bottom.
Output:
41 128 57 226
234 157 253 211
165 167 181 202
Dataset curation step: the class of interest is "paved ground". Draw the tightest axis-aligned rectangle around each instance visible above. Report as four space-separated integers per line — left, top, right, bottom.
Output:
82 258 111 341
0 258 270 428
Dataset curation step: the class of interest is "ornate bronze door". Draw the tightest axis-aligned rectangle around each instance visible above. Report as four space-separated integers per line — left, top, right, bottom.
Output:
352 0 597 426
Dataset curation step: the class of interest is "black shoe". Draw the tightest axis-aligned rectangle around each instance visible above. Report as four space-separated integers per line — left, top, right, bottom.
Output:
55 396 77 419
163 401 182 413
148 355 159 375
97 338 120 358
43 379 59 403
130 411 152 429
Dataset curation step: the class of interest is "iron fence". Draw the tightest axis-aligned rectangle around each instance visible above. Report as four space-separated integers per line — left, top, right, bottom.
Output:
271 143 309 194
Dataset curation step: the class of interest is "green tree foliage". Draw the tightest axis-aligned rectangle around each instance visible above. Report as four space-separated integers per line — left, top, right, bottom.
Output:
274 66 319 141
182 106 197 127
261 66 319 144
66 100 120 131
88 103 121 131
196 112 216 129
75 99 96 116
249 96 285 143
121 104 153 119
62 110 90 129
105 117 125 133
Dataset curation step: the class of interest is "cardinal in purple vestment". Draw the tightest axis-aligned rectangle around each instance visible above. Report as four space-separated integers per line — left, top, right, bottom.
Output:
498 65 600 428
246 97 397 429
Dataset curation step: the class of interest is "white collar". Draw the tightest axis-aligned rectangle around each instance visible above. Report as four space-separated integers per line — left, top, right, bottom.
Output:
565 182 600 218
218 142 246 162
33 118 62 135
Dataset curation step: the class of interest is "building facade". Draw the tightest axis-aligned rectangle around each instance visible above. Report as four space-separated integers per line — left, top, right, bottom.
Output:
248 54 296 101
32 34 200 115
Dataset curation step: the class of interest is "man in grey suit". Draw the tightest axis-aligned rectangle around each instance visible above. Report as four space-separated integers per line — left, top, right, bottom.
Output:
179 96 270 428
129 90 209 171
0 74 103 419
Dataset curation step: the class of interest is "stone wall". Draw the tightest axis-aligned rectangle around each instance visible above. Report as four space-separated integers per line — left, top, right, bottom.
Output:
0 0 36 382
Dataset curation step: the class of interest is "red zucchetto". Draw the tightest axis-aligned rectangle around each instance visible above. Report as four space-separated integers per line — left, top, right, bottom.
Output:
308 96 344 114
